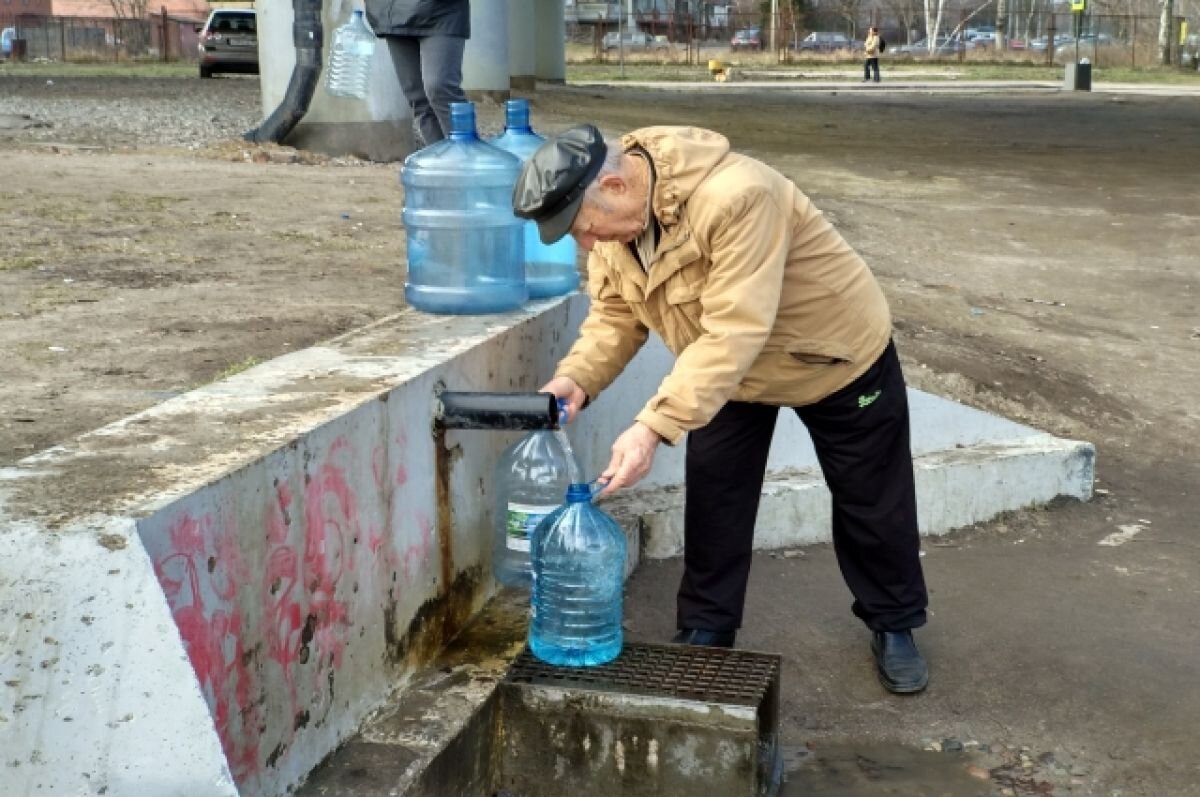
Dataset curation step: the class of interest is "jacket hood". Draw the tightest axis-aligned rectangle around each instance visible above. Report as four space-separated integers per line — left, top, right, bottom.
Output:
621 127 731 229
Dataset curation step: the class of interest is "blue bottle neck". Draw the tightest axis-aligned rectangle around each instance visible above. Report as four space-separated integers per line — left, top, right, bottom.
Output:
448 102 479 140
504 100 532 133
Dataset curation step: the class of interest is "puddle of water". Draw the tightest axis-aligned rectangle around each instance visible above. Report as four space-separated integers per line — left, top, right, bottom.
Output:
779 743 992 797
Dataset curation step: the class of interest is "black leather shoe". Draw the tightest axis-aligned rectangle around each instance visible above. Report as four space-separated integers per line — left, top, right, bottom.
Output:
871 630 929 694
672 628 736 648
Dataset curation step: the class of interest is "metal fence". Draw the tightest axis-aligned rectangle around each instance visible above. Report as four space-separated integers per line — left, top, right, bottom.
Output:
568 10 1192 68
0 12 200 62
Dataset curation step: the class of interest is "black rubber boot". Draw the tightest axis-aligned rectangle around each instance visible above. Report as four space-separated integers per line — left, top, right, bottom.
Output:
871 630 929 694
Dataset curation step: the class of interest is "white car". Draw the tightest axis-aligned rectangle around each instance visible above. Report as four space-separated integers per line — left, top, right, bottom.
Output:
602 30 669 51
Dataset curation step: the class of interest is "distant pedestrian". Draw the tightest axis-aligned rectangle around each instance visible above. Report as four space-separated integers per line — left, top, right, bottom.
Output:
366 0 470 146
864 26 882 83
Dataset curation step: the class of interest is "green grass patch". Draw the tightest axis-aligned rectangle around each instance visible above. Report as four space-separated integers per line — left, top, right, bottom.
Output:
0 61 198 78
566 60 1200 85
0 255 45 271
215 356 261 381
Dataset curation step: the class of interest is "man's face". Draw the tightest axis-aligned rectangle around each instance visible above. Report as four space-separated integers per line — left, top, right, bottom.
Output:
568 173 647 252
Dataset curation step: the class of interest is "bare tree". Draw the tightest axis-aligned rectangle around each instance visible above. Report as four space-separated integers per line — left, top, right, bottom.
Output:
109 0 150 54
1157 0 1173 63
109 0 148 19
836 0 866 36
884 0 923 42
922 0 948 49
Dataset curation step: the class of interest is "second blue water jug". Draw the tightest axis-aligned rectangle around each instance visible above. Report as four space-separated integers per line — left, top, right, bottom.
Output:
530 483 626 667
490 100 580 299
401 102 527 314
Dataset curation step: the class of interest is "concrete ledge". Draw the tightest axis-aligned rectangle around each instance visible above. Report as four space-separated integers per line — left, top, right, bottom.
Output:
609 434 1095 560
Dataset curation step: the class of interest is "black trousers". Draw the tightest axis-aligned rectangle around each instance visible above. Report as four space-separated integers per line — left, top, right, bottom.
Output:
677 341 927 634
864 57 880 81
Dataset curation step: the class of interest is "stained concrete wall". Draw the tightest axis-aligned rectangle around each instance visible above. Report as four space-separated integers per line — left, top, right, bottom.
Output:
1 297 586 796
0 293 1093 795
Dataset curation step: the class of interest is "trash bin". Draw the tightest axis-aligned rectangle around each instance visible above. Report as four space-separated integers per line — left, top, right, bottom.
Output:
11 38 27 61
1064 60 1092 91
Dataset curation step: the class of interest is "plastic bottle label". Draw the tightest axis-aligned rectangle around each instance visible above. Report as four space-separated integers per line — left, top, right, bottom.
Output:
505 502 557 552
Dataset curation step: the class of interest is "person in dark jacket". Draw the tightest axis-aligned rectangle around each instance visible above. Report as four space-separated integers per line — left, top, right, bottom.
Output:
365 0 470 145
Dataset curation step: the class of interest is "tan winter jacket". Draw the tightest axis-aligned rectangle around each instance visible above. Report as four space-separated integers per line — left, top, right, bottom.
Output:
865 33 881 57
554 127 892 445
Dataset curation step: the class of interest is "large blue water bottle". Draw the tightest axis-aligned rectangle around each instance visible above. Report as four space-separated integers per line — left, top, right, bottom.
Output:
401 102 527 314
530 483 626 667
489 100 580 299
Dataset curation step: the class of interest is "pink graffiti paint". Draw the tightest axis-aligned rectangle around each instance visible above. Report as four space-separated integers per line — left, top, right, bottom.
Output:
302 457 356 671
264 484 304 719
371 445 385 492
156 511 262 783
401 511 435 582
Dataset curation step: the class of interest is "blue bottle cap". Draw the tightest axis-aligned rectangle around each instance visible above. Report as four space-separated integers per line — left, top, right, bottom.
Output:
565 483 593 503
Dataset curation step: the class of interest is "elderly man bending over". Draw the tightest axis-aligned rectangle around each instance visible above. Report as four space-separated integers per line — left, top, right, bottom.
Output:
513 125 929 694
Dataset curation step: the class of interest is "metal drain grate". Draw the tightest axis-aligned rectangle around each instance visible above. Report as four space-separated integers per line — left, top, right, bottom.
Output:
505 642 779 706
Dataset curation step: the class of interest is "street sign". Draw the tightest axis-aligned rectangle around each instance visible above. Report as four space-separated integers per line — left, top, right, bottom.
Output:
1070 0 1086 11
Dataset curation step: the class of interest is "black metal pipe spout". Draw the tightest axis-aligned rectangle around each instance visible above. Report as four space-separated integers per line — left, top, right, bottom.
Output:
436 391 560 431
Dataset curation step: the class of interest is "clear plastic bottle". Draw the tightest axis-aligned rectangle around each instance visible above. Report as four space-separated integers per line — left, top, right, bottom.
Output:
328 9 376 99
492 418 577 588
489 99 580 299
530 483 626 667
401 102 527 314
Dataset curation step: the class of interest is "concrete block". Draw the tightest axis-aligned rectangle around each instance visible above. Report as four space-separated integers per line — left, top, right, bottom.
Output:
0 517 236 796
624 435 1096 559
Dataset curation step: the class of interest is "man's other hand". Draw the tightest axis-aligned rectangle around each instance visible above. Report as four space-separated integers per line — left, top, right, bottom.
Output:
598 422 661 496
539 376 587 425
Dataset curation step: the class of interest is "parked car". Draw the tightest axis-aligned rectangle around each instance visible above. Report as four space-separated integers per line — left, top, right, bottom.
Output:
1053 33 1122 61
1183 33 1200 70
602 29 669 51
1028 33 1075 51
1 26 15 58
892 34 970 56
730 27 763 51
793 31 852 52
197 9 258 79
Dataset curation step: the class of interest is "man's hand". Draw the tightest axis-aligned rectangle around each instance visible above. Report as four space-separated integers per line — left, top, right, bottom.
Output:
598 422 661 496
539 376 587 425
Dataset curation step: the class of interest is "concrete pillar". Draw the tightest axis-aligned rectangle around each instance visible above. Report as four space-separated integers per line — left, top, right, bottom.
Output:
463 0 510 100
509 0 537 90
257 0 413 161
534 0 566 82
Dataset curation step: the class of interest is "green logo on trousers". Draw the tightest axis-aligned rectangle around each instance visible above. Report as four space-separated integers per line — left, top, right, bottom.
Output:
857 389 882 409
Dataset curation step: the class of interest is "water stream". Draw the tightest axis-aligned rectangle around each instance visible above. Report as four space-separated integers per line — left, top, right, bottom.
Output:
554 428 582 486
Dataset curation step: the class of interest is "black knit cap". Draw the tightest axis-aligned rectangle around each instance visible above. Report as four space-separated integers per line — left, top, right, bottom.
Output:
512 124 608 244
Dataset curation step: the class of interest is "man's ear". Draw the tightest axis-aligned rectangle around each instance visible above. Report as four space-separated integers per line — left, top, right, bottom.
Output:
596 173 627 195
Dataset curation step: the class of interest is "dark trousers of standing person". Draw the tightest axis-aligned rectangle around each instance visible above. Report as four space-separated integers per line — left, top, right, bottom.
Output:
864 57 880 82
677 340 927 635
386 35 467 146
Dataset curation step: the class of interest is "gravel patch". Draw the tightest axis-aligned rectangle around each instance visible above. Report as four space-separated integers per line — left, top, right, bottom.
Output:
0 74 509 151
0 75 267 148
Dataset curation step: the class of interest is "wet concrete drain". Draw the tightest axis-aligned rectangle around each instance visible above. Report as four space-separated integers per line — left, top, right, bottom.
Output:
778 741 1085 796
779 743 993 796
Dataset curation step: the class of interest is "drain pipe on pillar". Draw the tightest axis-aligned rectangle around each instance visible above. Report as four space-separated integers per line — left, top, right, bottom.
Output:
244 0 323 143
433 389 628 668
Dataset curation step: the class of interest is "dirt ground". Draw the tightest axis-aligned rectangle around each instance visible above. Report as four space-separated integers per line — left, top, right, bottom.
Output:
3 76 1199 794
